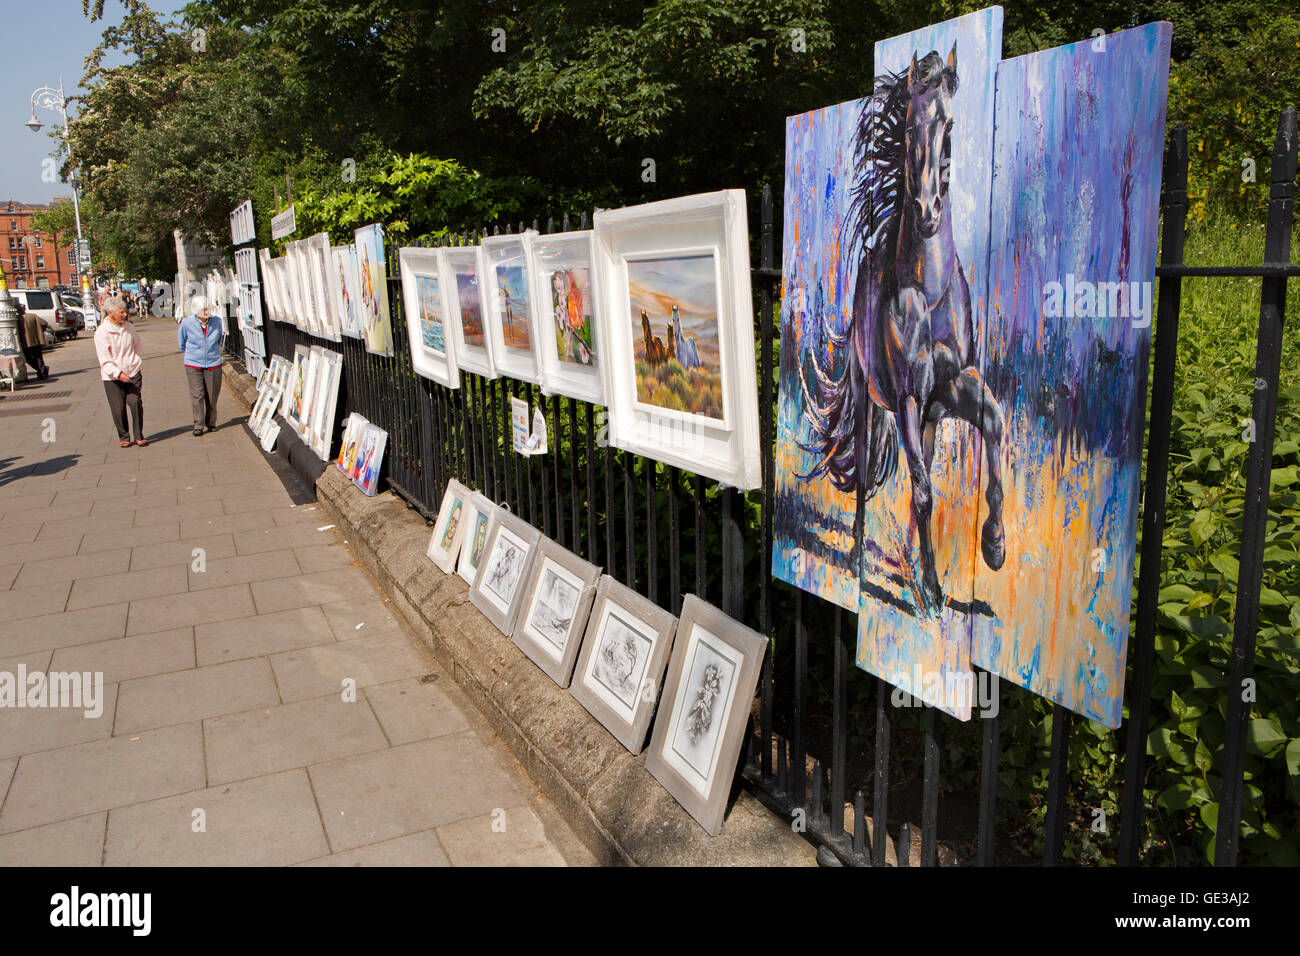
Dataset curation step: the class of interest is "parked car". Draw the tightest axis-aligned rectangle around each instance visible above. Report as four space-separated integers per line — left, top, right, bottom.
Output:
9 289 75 340
58 293 98 332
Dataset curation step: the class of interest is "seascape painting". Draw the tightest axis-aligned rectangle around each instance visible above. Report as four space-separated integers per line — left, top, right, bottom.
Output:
416 275 446 353
626 254 723 420
969 23 1172 727
496 265 532 352
592 612 653 712
772 8 1003 718
550 267 596 367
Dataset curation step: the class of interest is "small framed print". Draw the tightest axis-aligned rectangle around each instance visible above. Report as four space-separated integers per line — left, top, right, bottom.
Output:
399 247 460 388
570 577 678 754
593 190 760 489
456 492 496 586
284 345 311 427
469 509 540 635
440 246 497 379
337 413 368 480
308 233 342 342
427 479 471 574
481 233 541 384
645 594 768 836
248 382 283 437
511 538 601 687
353 423 387 496
333 245 364 338
355 223 396 357
527 230 606 405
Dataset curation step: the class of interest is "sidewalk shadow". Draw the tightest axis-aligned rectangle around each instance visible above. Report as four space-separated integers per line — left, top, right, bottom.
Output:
0 453 81 487
146 425 200 444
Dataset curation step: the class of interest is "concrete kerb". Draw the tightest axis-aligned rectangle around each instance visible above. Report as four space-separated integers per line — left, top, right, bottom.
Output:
223 358 815 867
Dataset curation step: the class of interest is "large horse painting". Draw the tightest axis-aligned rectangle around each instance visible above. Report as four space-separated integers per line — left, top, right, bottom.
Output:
775 8 1003 718
971 24 1172 727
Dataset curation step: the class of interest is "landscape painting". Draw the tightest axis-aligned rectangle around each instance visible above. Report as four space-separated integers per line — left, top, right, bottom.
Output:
626 254 722 421
773 7 1003 719
970 23 1172 728
416 275 446 353
496 265 532 352
550 267 596 367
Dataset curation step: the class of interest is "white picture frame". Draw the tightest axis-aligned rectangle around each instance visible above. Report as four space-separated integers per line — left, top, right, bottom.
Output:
426 479 472 574
399 247 460 388
248 382 283 437
353 423 387 496
336 412 368 480
333 244 364 339
480 233 541 384
308 233 342 341
283 345 311 427
307 348 342 460
469 508 540 634
645 594 768 835
593 190 760 489
526 230 607 405
456 492 496 586
570 576 678 753
355 223 395 357
511 538 602 688
440 246 497 379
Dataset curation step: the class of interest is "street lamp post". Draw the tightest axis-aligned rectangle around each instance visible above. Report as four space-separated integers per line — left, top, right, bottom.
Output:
27 79 85 282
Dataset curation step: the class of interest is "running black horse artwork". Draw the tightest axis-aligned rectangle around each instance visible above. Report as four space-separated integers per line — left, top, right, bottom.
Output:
797 46 1007 616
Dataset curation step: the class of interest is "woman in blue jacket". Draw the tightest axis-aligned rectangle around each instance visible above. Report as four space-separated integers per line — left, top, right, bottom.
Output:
178 295 225 436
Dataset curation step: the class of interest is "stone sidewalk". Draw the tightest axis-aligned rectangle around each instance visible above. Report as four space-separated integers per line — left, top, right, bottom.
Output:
0 317 593 866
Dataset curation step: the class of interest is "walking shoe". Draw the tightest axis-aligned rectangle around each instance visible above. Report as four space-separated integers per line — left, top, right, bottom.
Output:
193 428 204 437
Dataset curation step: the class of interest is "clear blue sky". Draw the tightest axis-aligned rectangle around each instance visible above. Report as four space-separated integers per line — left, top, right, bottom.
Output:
0 0 192 206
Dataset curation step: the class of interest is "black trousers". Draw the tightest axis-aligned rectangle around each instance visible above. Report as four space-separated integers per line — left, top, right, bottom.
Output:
22 347 47 378
104 373 144 442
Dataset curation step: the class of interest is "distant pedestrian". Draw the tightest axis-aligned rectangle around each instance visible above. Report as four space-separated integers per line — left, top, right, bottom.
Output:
14 303 50 381
178 295 224 436
94 295 146 447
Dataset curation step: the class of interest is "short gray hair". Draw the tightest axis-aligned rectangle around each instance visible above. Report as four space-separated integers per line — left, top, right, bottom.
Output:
102 296 126 314
190 295 210 315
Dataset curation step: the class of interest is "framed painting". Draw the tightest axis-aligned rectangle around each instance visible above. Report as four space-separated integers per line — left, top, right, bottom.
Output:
969 22 1172 728
645 594 768 835
283 345 311 428
337 412 368 480
333 244 364 339
307 347 342 460
440 246 497 379
593 190 760 489
570 576 678 754
527 230 606 405
427 479 472 574
480 233 541 384
469 509 541 635
456 492 496 586
399 247 460 389
247 382 282 437
308 233 342 342
292 240 323 336
353 422 387 496
355 223 395 357
511 538 601 688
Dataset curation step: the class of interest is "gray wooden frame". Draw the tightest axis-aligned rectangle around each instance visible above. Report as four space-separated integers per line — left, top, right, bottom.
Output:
469 508 541 634
511 538 602 688
570 576 678 754
645 594 768 836
426 479 471 574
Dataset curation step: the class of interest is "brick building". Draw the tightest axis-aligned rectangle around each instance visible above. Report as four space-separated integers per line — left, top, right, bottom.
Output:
1 198 79 289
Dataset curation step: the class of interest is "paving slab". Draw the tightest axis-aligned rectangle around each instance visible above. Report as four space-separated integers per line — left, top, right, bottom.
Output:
188 549 300 591
0 722 205 833
104 770 328 866
436 807 567 867
203 694 390 784
270 633 433 703
252 566 378 615
13 547 132 588
78 521 180 554
195 605 336 665
0 581 71 621
0 603 128 656
67 564 189 611
308 735 525 852
114 658 278 734
363 676 469 745
296 830 450 867
320 595 403 638
50 629 195 685
129 533 236 572
0 682 118 760
0 812 107 867
126 582 254 635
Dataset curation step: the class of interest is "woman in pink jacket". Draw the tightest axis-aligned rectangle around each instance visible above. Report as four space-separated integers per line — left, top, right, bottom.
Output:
94 295 147 447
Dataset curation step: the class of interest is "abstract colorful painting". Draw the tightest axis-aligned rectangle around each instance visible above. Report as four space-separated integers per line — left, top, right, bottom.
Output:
457 270 485 349
773 7 1002 718
416 275 445 353
496 265 532 352
354 224 394 357
627 254 722 420
970 23 1172 727
550 267 595 367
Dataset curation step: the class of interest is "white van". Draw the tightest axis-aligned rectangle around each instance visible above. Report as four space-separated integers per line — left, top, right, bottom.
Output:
10 289 76 340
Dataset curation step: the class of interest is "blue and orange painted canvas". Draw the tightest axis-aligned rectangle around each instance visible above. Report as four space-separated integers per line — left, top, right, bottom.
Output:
970 23 1172 728
774 7 1003 718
